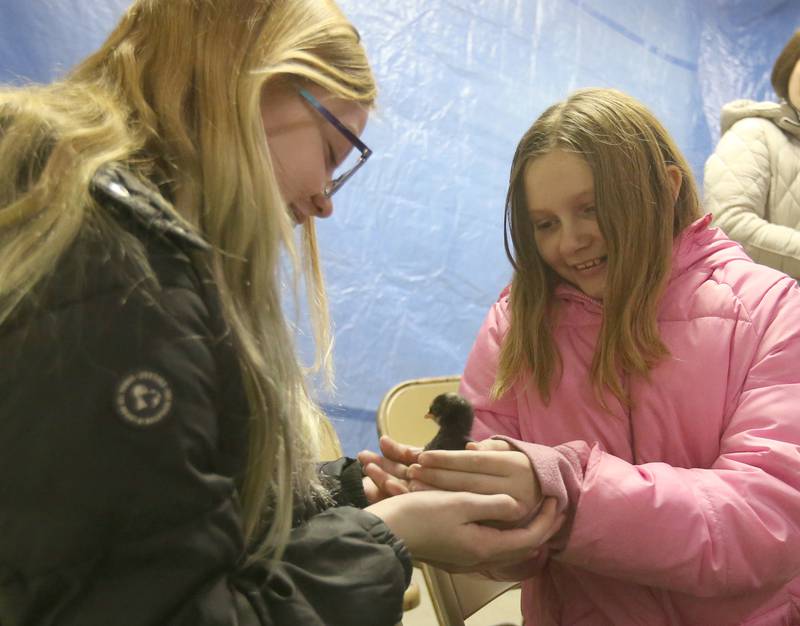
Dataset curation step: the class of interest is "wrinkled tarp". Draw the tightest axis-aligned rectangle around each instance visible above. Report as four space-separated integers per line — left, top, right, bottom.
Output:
1 0 798 455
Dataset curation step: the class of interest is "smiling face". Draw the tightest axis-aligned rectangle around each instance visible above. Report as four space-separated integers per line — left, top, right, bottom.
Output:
260 82 368 226
525 149 607 299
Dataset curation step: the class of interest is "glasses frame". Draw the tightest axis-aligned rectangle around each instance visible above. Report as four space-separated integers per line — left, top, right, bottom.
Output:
299 88 372 198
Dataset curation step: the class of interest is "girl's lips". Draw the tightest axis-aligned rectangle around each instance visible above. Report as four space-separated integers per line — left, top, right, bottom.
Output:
573 256 607 274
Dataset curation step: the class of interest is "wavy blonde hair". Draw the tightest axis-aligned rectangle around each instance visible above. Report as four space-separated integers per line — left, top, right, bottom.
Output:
494 88 700 408
0 0 376 561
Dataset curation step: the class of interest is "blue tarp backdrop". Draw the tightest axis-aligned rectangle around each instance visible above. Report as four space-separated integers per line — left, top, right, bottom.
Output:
2 1 799 455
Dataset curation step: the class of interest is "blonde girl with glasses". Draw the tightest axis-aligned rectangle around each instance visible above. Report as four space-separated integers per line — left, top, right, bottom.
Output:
0 1 561 624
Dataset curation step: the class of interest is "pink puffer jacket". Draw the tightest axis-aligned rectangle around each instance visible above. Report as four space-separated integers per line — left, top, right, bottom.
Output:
461 215 800 625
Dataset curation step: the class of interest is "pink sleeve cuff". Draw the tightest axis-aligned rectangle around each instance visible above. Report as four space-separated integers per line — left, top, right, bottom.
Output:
492 436 591 549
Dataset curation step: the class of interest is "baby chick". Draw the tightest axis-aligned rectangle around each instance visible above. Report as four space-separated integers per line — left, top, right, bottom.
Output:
423 392 475 451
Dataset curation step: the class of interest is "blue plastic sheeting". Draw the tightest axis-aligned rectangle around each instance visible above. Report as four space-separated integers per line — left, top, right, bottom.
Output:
0 1 130 83
2 1 799 456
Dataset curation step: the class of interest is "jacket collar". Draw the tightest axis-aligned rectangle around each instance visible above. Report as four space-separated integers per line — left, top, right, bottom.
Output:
91 164 211 252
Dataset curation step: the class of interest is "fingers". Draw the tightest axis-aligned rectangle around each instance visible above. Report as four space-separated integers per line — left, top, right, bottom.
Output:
357 437 421 503
507 498 563 549
359 451 410 481
521 499 565 549
370 489 565 571
383 479 409 496
469 499 564 566
362 463 394 488
363 462 409 496
407 478 437 492
357 449 382 467
408 465 512 496
530 497 558 527
466 438 514 452
380 435 422 465
539 498 566 538
357 436 420 470
416 449 527 477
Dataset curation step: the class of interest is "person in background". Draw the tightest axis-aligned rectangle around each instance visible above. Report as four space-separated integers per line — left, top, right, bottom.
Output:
386 88 800 625
0 1 561 624
705 28 800 279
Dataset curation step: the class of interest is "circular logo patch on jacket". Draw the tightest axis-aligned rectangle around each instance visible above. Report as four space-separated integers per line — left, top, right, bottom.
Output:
114 370 173 427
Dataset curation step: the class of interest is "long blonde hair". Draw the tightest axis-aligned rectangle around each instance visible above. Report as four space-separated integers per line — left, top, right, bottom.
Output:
0 0 376 561
494 88 700 407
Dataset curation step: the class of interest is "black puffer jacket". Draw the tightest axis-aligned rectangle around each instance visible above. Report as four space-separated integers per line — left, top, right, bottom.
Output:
0 166 411 626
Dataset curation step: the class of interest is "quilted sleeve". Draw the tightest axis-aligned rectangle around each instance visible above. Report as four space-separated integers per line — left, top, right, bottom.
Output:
704 117 800 278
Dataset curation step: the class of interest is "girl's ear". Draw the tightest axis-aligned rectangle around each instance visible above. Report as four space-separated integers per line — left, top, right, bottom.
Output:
666 165 682 204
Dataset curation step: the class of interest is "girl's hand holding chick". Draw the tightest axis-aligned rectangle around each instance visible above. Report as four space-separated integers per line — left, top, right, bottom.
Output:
408 438 544 529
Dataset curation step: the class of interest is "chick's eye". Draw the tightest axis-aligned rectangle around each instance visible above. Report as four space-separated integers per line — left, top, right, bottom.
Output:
583 206 597 216
534 219 555 232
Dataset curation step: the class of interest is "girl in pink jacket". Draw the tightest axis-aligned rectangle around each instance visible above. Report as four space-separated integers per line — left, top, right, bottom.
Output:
406 88 800 625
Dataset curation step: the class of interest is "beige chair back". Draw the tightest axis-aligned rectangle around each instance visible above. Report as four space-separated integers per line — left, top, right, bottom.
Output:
377 377 521 626
377 376 462 448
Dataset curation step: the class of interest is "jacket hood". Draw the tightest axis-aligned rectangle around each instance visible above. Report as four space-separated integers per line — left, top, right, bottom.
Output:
720 98 800 139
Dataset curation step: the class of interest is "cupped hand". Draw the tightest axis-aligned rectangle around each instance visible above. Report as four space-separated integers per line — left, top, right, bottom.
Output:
426 498 565 579
357 435 422 504
366 490 563 572
407 438 541 523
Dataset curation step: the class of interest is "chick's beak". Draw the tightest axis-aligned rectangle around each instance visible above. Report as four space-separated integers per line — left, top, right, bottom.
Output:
424 412 434 420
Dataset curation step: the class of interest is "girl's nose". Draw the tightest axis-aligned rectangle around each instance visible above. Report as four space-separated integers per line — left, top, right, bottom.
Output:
559 222 591 255
311 193 334 219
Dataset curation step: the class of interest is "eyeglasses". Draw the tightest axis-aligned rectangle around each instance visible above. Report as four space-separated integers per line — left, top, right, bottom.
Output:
299 88 372 198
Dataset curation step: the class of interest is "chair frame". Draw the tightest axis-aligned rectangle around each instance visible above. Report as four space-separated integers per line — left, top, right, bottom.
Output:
377 376 521 626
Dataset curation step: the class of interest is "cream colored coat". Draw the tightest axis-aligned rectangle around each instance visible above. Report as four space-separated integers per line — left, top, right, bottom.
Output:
704 99 800 279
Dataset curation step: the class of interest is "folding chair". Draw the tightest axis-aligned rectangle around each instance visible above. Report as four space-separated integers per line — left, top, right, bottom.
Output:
377 377 521 626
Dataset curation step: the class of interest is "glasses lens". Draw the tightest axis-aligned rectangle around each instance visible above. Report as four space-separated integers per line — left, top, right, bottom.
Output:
325 151 366 197
335 149 364 184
